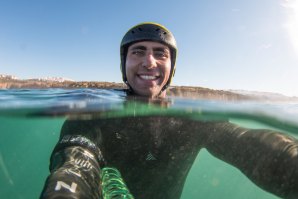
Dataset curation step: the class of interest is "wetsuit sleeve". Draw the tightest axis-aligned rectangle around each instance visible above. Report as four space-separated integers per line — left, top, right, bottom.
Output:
203 121 298 199
40 119 105 199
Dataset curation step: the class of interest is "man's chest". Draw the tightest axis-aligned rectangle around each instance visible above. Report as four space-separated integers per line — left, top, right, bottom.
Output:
99 119 199 167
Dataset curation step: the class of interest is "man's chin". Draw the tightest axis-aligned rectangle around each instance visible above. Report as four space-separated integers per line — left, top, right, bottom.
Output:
132 87 163 98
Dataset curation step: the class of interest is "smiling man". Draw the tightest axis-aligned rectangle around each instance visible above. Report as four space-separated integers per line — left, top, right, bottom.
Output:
120 23 177 98
125 41 171 97
40 23 298 199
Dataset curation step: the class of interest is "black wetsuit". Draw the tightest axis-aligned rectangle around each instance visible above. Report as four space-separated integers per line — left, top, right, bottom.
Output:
40 115 298 199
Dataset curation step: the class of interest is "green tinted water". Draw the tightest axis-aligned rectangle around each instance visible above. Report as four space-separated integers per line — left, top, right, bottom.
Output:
0 116 65 199
1 89 297 199
0 114 289 199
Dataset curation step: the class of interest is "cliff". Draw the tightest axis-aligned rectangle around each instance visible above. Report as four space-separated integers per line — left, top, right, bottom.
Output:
0 79 126 89
1 78 296 102
0 78 255 101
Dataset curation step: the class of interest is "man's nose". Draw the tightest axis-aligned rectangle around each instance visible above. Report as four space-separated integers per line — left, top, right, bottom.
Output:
142 53 157 69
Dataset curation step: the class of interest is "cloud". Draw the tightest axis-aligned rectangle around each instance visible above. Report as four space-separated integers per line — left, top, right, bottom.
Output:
259 43 272 50
281 0 298 55
237 25 247 32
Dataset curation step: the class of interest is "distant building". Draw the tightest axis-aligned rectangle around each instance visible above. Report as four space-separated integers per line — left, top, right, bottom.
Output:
0 74 18 80
38 77 74 82
0 74 75 83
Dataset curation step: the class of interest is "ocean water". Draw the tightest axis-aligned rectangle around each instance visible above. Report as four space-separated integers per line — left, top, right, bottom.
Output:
0 88 297 199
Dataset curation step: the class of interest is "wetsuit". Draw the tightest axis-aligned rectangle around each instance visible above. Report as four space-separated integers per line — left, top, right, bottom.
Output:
40 116 298 199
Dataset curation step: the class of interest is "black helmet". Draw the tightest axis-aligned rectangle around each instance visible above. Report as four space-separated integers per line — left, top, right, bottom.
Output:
120 22 177 91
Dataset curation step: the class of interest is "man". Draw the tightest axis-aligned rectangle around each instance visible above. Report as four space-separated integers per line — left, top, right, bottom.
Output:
120 22 176 98
40 22 298 199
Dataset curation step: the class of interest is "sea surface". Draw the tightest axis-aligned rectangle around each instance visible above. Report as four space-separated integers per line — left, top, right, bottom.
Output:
0 88 298 199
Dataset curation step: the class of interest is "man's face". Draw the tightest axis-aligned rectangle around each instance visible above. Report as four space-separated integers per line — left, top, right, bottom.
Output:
125 41 171 98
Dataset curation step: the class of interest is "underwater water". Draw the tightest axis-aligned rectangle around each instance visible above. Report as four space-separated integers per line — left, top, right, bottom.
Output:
0 88 298 199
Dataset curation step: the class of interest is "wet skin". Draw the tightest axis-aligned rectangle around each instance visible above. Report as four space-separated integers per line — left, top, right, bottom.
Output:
125 41 171 98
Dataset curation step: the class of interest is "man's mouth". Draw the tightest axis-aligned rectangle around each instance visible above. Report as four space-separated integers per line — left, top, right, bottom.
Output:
138 75 159 80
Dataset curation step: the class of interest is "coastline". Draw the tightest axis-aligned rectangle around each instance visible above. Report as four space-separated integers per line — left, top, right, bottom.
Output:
1 78 297 102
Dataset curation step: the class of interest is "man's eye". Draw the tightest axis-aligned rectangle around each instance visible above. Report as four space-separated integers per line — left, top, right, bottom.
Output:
132 50 144 55
155 51 168 58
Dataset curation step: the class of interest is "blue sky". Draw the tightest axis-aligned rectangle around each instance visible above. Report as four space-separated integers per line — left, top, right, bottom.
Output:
0 0 297 96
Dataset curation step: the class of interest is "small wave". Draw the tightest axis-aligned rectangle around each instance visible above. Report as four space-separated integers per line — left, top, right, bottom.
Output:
0 88 298 134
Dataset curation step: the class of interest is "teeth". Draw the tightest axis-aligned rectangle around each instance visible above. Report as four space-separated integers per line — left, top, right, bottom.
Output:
140 75 158 80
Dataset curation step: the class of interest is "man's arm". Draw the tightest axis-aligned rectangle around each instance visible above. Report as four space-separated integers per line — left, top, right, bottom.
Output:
40 119 105 199
203 121 298 199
